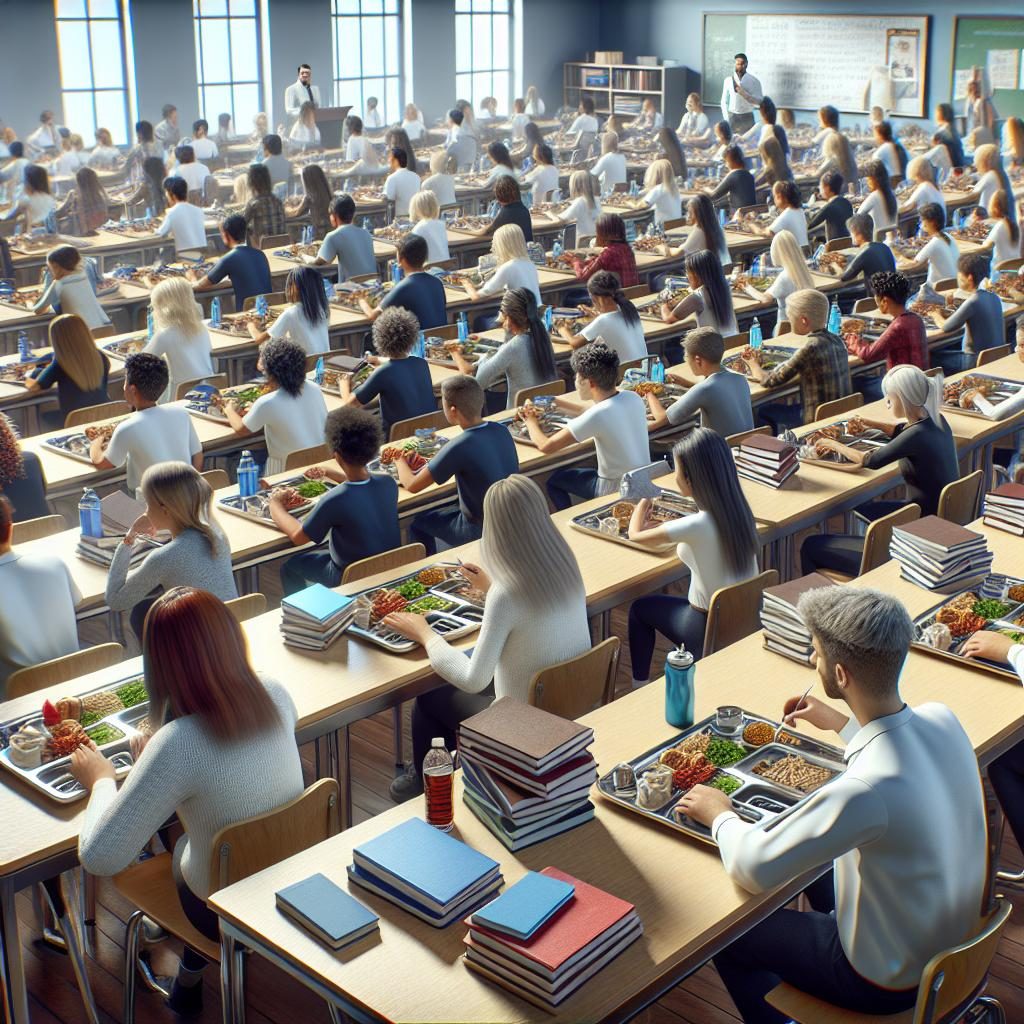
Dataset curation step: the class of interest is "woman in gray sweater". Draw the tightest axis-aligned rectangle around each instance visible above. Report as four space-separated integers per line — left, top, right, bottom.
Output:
105 461 237 638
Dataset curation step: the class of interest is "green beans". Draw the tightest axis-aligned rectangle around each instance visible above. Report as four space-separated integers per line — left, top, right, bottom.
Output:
705 738 747 767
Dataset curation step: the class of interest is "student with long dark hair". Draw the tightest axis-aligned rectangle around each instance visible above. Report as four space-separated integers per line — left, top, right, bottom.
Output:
247 266 330 355
741 95 788 155
986 190 1023 265
5 163 55 232
668 193 729 264
859 160 898 236
903 203 959 287
933 103 965 168
243 162 286 245
708 145 756 214
661 249 738 337
871 121 908 181
570 212 639 285
658 126 688 179
287 163 332 239
67 165 110 235
559 270 646 361
484 140 516 185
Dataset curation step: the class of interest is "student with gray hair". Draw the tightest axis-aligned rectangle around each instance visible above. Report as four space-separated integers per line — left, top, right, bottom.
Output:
678 586 986 1024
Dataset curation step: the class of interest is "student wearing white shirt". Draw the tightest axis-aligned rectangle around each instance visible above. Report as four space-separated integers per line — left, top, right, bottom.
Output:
544 169 601 239
463 224 541 306
51 134 87 176
144 277 214 402
523 143 560 201
590 132 627 192
509 98 530 141
923 131 954 175
285 64 322 123
31 245 111 330
408 190 450 264
422 151 458 208
382 147 421 217
568 97 599 137
91 354 203 496
898 156 945 217
363 97 384 129
154 105 180 151
631 98 663 132
88 129 121 169
664 193 730 266
764 179 809 247
189 120 219 161
25 111 61 155
223 338 328 475
641 158 682 227
741 229 813 335
662 250 739 338
344 116 383 178
0 144 29 197
524 86 546 117
287 103 321 149
484 141 517 186
720 53 762 132
156 177 208 254
967 144 1010 213
680 586 985 1022
4 164 55 233
985 190 1022 266
904 203 960 287
870 121 907 181
171 146 210 196
559 270 646 362
859 160 899 237
401 104 426 142
677 93 711 144
248 266 330 356
444 108 477 170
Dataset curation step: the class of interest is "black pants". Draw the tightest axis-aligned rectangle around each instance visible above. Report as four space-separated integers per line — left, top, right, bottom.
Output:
409 507 482 555
627 595 708 680
546 468 604 511
714 871 918 1023
799 499 909 577
989 740 1024 853
756 401 804 433
411 684 494 773
176 879 219 972
279 549 343 596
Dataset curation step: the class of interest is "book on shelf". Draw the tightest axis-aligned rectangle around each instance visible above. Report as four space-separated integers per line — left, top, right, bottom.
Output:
275 873 378 951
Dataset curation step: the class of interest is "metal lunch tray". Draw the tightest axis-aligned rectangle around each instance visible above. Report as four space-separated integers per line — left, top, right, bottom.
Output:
102 336 147 362
185 384 270 423
595 710 846 846
723 346 796 379
367 435 449 479
0 292 43 312
570 492 698 550
423 337 501 370
42 426 120 464
942 375 1024 421
504 410 571 446
794 423 888 472
0 358 43 387
217 475 337 527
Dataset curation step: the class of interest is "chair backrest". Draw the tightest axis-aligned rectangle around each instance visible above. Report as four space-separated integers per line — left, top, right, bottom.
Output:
209 778 340 891
283 443 330 471
7 642 125 700
726 425 770 447
995 256 1024 273
824 235 852 252
938 470 984 526
426 257 458 272
736 204 768 219
351 272 378 284
859 503 921 575
225 593 267 623
933 276 957 292
976 344 1011 368
776 319 791 335
242 291 285 311
429 323 460 341
528 637 620 718
389 408 446 442
852 297 877 313
703 570 778 657
260 234 292 250
64 400 130 428
11 513 66 544
176 248 207 263
925 366 943 378
722 331 749 351
91 324 116 340
201 468 230 490
513 379 566 407
622 284 648 299
341 542 426 584
813 392 863 422
175 372 228 401
663 217 687 231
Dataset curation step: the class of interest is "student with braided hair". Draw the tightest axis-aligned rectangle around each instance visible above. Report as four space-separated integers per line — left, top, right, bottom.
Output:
558 270 647 361
0 413 47 522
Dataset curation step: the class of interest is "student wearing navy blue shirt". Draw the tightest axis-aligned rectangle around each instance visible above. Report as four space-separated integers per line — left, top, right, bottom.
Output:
397 375 519 554
268 407 400 595
190 213 272 309
359 233 447 331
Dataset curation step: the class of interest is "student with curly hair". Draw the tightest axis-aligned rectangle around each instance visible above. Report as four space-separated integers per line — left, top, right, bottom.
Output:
0 413 48 522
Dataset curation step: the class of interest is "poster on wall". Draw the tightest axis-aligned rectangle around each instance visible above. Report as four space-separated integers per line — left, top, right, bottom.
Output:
986 49 1020 91
886 29 921 97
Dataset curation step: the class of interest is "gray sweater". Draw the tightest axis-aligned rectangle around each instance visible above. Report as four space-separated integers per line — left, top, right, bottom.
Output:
474 333 547 409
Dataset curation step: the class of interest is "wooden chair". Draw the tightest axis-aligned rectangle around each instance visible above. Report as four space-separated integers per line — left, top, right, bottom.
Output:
259 234 292 250
852 297 877 314
115 779 340 1023
528 637 620 718
824 235 852 252
976 344 1011 368
925 367 944 378
722 331 750 351
663 217 687 231
389 409 446 442
766 897 1011 1024
11 514 65 544
174 372 228 401
242 291 285 311
616 358 644 383
776 319 791 335
736 204 769 218
64 400 130 428
937 470 984 526
933 276 957 292
428 323 460 341
200 468 230 490
90 324 116 340
283 443 330 471
995 256 1024 273
702 570 779 658
426 257 458 272
7 643 125 700
622 284 649 298
816 504 921 584
513 379 566 407
225 593 267 622
814 393 863 422
342 543 426 585
726 425 770 447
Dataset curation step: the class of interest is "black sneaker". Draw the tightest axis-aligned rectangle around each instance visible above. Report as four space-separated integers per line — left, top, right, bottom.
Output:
166 978 204 1017
389 765 423 802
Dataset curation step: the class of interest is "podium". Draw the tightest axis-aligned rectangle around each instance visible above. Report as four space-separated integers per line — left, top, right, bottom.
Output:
314 106 351 150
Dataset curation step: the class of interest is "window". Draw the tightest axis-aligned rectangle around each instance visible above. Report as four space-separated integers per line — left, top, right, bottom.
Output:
54 0 132 147
455 0 511 115
193 0 263 136
331 0 403 126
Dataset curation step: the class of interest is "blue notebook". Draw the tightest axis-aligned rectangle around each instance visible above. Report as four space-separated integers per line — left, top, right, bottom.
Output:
470 871 575 940
283 584 354 624
275 873 378 950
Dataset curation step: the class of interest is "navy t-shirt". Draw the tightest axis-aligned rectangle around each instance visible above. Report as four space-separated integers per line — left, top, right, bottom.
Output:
427 421 519 523
300 473 401 569
380 271 447 331
34 352 110 421
207 244 273 308
354 356 436 435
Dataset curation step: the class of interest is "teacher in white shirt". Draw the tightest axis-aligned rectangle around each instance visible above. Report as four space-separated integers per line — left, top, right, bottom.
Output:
679 586 986 1023
720 53 762 133
284 64 322 124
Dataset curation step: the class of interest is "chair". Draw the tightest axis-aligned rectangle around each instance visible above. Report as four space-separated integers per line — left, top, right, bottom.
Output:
528 637 620 718
200 468 230 490
933 277 957 292
616 358 644 383
389 409 446 442
722 331 750 351
736 204 769 219
513 379 566 407
90 324 116 340
663 217 687 231
259 234 292 250
225 593 267 623
816 504 921 584
428 323 460 341
937 470 984 526
426 257 458 272
995 256 1024 273
814 393 863 422
174 372 228 401
776 319 791 335
702 570 779 657
726 425 771 447
341 543 427 585
824 235 852 252
116 779 340 1023
622 284 649 299
976 345 1011 368
7 643 125 700
11 514 65 544
283 443 330 471
925 366 944 378
765 897 1011 1024
64 400 130 428
852 297 877 314
242 290 285 311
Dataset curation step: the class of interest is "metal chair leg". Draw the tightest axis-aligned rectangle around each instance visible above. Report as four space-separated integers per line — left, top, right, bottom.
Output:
80 869 96 956
219 930 235 1024
123 910 145 1024
391 704 405 773
43 874 99 1024
231 939 247 1024
976 995 1006 1023
327 1003 345 1024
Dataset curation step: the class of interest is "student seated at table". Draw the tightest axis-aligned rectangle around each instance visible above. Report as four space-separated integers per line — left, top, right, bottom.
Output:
476 175 533 242
189 118 219 161
570 212 639 286
568 97 599 139
341 307 435 436
985 190 1022 266
190 214 273 310
710 120 733 164
305 193 377 283
740 96 788 154
287 101 321 150
830 212 896 298
383 147 421 218
741 288 851 429
445 107 477 171
663 193 730 266
646 327 754 438
708 145 756 216
87 129 120 169
932 252 1007 374
754 134 792 189
923 130 954 176
144 277 214 402
270 407 400 594
871 120 908 182
559 269 646 362
755 179 808 247
359 234 446 329
0 495 80 697
73 586 303 1016
246 266 329 356
678 93 711 145
259 133 292 187
661 250 739 338
285 163 332 240
658 126 688 180
172 145 210 195
384 475 592 800
741 229 813 336
543 169 601 239
25 313 111 427
421 151 457 208
898 156 944 218
483 141 516 186
806 171 853 243
627 427 758 673
527 343 651 509
106 461 237 638
933 102 966 168
0 413 48 522
154 175 207 255
631 97 663 132
242 163 286 246
4 163 55 233
120 155 169 217
223 339 327 476
677 585 986 1024
214 113 235 148
401 103 426 142
858 160 898 238
344 116 383 178
589 132 627 193
407 190 450 265
31 244 111 330
847 271 928 388
92 353 203 495
641 158 682 228
523 143 560 202
462 223 541 307
901 202 959 288
51 133 87 177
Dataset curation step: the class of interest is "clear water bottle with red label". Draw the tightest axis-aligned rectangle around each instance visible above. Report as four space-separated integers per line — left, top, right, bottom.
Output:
423 738 454 832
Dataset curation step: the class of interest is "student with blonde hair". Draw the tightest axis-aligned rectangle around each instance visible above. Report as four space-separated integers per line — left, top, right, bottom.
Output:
968 143 1011 212
742 229 813 335
421 150 457 207
631 97 663 132
232 172 250 206
144 277 214 402
26 312 110 425
409 189 450 264
524 85 546 116
641 158 682 227
401 102 426 142
677 93 711 145
986 191 1022 266
754 133 792 188
543 169 601 238
899 156 944 216
590 131 627 191
462 223 541 305
816 130 858 190
1003 116 1024 167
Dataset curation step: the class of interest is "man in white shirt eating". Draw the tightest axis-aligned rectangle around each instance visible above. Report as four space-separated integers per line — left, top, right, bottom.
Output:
720 53 762 133
679 586 987 1023
156 177 208 254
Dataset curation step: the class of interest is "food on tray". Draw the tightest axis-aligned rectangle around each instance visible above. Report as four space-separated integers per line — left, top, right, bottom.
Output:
294 480 329 500
397 579 427 600
370 589 407 622
676 731 711 755
51 690 124 725
8 726 46 769
708 774 742 796
943 377 996 408
86 723 125 746
83 423 115 443
817 251 847 271
46 720 89 760
610 501 635 528
627 381 664 397
752 754 836 793
416 567 447 587
705 737 747 767
405 595 453 615
211 384 271 415
671 754 717 793
919 622 953 652
973 598 1013 621
378 446 427 470
804 424 843 445
115 680 148 708
742 721 775 747
636 764 675 809
269 486 306 511
840 317 865 337
1010 586 1024 603
776 731 800 747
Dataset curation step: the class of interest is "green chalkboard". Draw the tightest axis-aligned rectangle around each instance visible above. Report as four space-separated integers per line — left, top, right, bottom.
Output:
952 17 1024 120
703 13 747 107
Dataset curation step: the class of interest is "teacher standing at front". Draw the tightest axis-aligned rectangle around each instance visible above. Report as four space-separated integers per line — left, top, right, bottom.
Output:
720 52 762 133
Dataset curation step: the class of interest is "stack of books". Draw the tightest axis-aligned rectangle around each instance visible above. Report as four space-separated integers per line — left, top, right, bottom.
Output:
463 866 642 1009
983 483 1024 536
275 872 379 951
890 516 993 592
458 698 597 851
347 817 503 928
734 434 798 489
761 572 837 664
76 491 165 567
280 583 357 650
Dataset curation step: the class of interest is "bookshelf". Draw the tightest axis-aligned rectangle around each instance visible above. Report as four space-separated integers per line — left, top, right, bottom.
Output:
562 61 697 123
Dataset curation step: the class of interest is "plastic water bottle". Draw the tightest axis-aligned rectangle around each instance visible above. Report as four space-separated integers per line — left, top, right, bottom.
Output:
552 237 563 260
17 331 32 363
522 157 532 172
664 644 695 729
322 278 334 300
718 207 728 227
751 255 761 278
811 243 825 268
146 305 154 339
391 260 403 284
314 356 324 385
415 330 426 357
256 294 269 317
828 299 842 335
544 305 554 330
237 451 258 498
210 296 221 327
651 358 665 383
458 311 469 343
629 178 639 196
144 206 152 223
749 317 763 349
551 188 562 204
362 216 372 231
423 737 455 832
78 488 102 539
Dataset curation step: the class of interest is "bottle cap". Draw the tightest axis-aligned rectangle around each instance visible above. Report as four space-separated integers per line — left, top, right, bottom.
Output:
431 737 445 748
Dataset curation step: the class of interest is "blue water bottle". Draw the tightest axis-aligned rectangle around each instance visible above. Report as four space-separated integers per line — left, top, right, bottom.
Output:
828 298 842 334
629 179 639 197
17 331 32 363
146 305 154 339
323 277 334 300
144 206 152 222
210 296 222 326
664 643 696 729
416 330 426 357
314 356 324 385
718 207 728 227
749 317 763 349
78 488 103 539
811 243 825 268
237 450 258 498
256 294 269 317
651 358 665 383
544 305 554 330
391 260 403 284
552 237 563 260
751 255 761 278
458 311 469 343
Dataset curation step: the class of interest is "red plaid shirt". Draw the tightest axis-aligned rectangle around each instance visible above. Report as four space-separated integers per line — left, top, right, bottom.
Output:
850 311 929 371
572 241 639 287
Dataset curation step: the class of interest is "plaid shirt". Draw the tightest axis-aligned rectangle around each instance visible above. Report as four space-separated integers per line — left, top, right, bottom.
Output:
572 241 639 287
244 194 286 245
851 311 928 371
762 330 852 419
